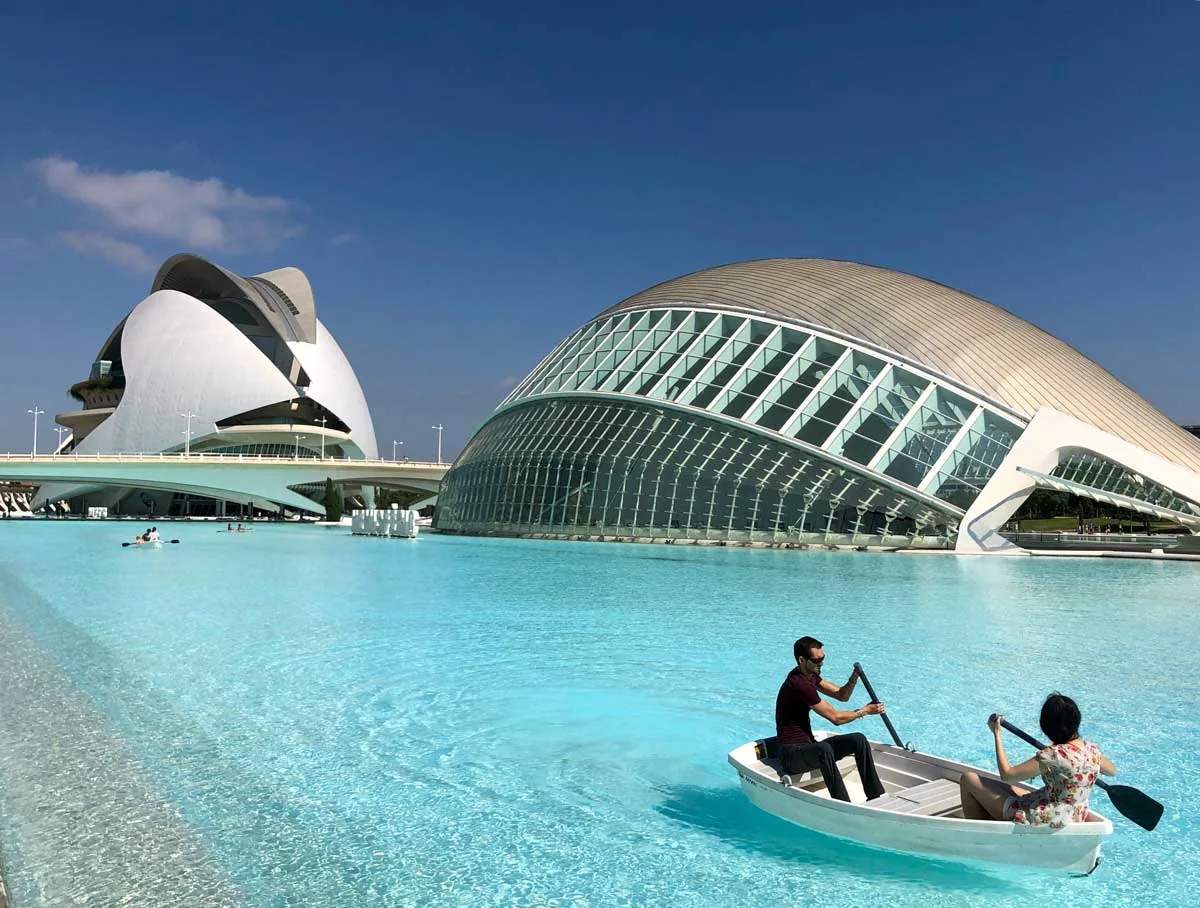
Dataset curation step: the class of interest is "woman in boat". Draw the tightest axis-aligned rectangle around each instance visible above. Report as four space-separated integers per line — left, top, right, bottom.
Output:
958 693 1117 827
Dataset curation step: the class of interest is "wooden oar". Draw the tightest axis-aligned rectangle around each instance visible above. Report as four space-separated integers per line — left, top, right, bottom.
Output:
989 714 1163 831
853 662 912 750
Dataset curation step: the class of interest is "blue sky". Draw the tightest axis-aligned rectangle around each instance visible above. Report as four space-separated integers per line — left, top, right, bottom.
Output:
1 2 1198 458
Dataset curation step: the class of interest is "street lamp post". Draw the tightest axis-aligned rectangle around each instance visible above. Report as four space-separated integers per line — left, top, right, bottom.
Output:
316 415 328 460
392 439 404 461
54 425 69 453
432 424 443 465
27 406 44 455
181 411 197 456
294 433 306 459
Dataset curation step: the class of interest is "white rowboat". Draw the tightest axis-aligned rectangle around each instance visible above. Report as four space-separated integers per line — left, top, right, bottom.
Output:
729 734 1112 874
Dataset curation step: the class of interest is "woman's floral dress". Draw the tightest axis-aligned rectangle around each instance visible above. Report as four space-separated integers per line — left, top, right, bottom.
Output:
1005 739 1102 828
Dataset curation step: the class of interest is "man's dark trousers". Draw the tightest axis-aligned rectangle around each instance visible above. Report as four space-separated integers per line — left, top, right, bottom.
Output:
779 732 885 802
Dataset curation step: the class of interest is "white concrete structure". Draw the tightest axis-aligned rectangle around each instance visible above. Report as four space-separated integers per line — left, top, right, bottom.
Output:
958 408 1200 553
351 508 420 538
6 454 444 518
437 259 1200 552
34 254 381 515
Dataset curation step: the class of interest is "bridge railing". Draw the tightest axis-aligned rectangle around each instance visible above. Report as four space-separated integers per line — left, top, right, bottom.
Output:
0 452 447 467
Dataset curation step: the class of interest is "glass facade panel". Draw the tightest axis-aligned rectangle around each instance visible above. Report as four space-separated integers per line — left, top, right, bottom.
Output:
750 338 842 432
204 443 324 458
878 387 974 488
485 306 1031 524
827 366 929 466
1051 452 1200 516
438 398 957 545
925 411 1022 509
788 350 885 448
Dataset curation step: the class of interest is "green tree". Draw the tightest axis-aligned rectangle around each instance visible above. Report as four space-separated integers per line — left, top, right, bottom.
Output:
324 477 343 522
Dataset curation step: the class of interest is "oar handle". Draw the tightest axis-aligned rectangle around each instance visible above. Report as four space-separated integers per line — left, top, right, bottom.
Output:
989 714 1111 793
854 662 906 749
991 714 1043 749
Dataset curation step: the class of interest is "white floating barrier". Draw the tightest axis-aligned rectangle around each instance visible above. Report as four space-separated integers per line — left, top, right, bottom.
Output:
351 507 420 539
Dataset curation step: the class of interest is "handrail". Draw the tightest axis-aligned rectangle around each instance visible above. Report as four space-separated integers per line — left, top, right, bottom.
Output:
0 452 449 467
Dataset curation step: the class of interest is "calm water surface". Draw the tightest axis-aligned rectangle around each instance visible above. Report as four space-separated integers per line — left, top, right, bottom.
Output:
0 522 1195 907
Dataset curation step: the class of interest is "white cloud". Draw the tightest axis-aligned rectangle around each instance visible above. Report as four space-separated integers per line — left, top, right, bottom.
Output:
30 156 302 252
60 231 156 273
330 232 361 247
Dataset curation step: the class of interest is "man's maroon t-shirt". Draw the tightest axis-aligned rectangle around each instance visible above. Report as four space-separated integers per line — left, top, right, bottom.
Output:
775 667 822 745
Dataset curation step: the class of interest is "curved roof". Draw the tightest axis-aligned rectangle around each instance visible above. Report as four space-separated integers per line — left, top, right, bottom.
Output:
602 258 1200 472
152 254 316 343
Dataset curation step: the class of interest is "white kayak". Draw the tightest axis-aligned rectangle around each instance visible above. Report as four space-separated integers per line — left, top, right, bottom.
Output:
729 734 1112 874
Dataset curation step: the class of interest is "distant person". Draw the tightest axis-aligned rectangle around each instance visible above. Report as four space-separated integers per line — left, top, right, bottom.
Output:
141 528 152 542
227 523 233 532
237 523 245 533
958 693 1116 827
148 527 160 542
775 636 887 802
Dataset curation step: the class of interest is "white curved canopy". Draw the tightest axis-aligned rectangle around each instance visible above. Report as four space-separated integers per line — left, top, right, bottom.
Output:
152 253 317 343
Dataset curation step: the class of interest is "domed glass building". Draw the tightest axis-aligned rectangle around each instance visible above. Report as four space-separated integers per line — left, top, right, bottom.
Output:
436 259 1200 553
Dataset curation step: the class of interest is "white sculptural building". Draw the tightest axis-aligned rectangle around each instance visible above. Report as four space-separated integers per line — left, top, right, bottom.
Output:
37 254 379 516
435 258 1200 553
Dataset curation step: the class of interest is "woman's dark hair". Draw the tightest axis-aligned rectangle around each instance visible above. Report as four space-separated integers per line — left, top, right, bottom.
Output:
1040 692 1082 745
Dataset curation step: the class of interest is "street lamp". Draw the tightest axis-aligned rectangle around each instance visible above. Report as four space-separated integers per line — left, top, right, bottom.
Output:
27 406 44 455
432 424 443 465
54 425 69 453
181 411 197 456
316 415 328 460
392 439 404 461
294 433 307 459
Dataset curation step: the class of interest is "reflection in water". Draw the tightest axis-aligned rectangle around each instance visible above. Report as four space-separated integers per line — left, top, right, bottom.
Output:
655 783 1021 894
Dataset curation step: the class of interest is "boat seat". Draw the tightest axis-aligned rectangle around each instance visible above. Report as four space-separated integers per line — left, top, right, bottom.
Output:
870 777 961 816
753 737 858 790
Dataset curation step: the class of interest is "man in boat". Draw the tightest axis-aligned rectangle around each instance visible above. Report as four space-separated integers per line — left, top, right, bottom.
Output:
775 636 887 802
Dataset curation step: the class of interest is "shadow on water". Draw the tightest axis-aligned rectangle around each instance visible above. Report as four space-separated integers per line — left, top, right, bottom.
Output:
655 783 1025 895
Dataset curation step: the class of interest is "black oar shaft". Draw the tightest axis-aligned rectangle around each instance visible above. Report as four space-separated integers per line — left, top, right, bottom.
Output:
853 662 904 748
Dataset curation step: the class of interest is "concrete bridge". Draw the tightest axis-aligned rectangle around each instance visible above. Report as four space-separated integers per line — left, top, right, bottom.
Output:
0 453 448 516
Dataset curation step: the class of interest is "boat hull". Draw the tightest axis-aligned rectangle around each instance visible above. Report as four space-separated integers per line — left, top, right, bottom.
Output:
730 740 1110 874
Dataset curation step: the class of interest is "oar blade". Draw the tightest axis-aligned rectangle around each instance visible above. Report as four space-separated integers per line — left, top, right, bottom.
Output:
1104 783 1164 831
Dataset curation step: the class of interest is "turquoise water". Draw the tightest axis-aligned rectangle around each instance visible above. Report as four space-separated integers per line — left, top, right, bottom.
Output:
0 522 1196 907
